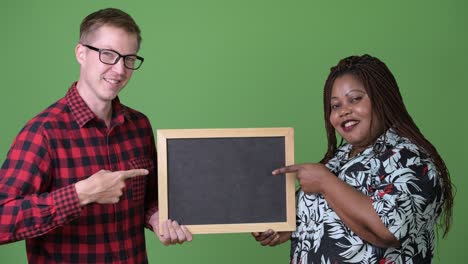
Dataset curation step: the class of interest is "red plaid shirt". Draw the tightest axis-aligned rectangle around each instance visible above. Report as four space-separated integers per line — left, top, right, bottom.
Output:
0 82 158 263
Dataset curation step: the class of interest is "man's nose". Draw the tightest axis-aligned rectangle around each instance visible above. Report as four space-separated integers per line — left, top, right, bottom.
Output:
112 58 127 74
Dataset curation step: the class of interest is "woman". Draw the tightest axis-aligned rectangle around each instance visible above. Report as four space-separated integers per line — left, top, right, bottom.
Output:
253 54 453 263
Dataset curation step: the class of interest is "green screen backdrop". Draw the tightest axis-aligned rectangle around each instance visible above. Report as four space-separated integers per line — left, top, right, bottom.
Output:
1 1 466 263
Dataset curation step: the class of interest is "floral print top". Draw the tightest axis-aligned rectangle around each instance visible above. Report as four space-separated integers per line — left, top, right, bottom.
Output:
291 128 443 264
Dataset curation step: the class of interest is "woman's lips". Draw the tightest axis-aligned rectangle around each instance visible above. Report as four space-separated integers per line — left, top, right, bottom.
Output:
341 120 359 132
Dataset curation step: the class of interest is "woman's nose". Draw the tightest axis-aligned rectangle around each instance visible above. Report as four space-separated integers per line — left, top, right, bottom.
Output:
339 105 352 117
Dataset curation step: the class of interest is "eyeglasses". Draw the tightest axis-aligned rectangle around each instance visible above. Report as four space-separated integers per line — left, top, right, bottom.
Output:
81 44 144 70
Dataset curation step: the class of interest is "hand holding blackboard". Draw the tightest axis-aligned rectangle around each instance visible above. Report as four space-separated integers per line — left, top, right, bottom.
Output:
272 163 332 194
150 210 193 245
252 229 292 246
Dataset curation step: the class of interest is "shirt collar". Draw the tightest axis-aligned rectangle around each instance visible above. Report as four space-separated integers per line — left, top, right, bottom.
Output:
372 128 400 152
65 82 128 127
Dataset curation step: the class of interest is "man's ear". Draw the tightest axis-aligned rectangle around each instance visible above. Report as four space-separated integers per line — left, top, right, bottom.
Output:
75 43 85 65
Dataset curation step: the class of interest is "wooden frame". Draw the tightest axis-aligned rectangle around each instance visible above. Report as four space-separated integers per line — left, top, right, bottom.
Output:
157 127 295 234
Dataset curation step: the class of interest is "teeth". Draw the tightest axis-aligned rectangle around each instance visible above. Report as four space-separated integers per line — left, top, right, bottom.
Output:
104 78 120 84
344 121 358 128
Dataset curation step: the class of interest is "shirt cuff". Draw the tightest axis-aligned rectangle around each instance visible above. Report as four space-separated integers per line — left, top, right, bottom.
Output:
145 204 158 231
52 184 82 225
371 193 406 244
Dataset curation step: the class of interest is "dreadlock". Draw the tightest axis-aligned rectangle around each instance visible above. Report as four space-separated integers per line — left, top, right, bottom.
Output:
320 54 453 237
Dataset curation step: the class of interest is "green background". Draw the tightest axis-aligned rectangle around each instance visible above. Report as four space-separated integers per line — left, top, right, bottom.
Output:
1 0 466 263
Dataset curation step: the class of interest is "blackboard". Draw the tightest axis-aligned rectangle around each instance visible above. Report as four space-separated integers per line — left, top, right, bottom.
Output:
156 128 295 234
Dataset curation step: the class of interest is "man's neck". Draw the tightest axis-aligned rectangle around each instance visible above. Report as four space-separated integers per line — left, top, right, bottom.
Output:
76 83 113 127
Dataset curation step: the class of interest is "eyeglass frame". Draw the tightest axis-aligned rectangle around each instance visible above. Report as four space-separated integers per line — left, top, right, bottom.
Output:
80 44 145 70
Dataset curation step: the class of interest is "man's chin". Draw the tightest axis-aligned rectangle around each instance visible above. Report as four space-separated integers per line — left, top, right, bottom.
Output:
97 91 119 102
100 87 123 100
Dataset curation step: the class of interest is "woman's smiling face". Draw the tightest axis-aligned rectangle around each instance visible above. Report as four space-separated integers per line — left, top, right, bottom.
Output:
329 74 383 154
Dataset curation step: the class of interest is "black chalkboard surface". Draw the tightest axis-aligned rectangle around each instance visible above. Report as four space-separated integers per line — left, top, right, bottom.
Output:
157 128 295 234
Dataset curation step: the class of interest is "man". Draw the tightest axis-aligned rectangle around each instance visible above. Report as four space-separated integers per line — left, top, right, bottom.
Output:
0 8 191 263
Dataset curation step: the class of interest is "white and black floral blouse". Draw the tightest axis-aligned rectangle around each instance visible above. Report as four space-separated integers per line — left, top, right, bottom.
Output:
291 128 443 264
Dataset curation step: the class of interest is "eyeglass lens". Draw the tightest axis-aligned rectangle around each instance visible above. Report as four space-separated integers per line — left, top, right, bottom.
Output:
99 49 142 70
